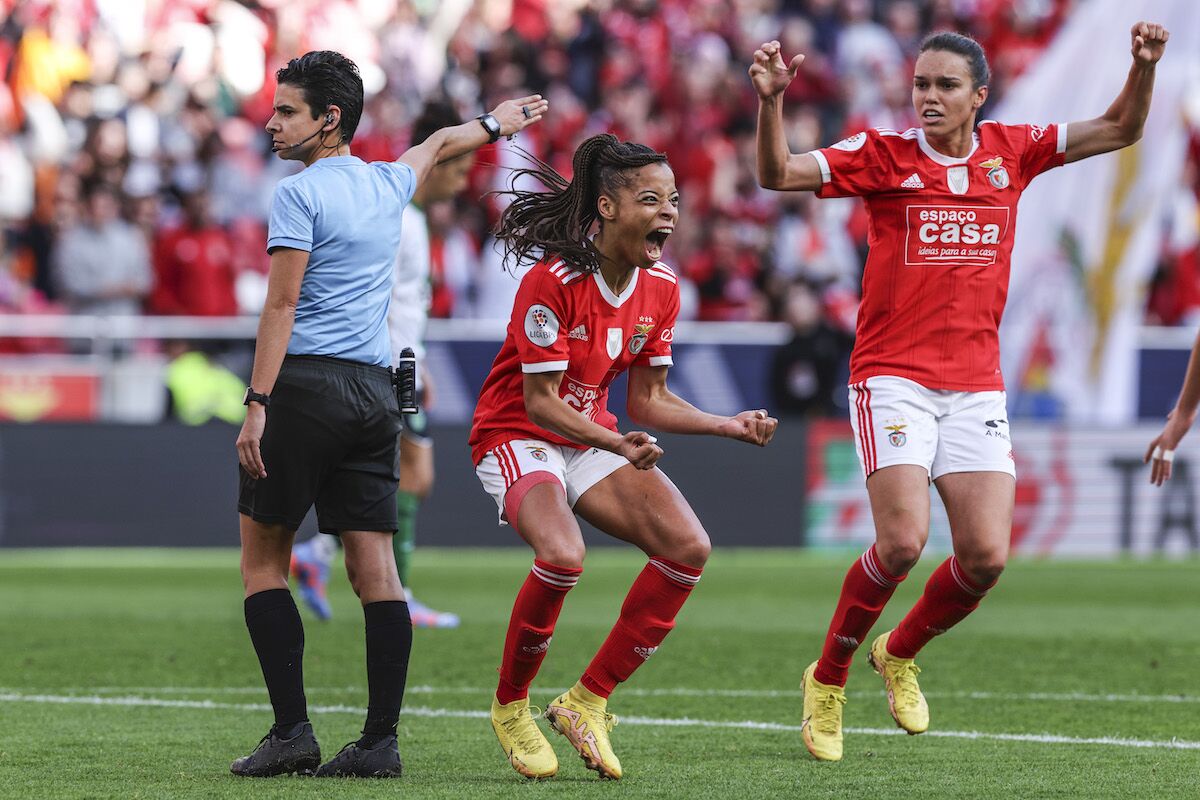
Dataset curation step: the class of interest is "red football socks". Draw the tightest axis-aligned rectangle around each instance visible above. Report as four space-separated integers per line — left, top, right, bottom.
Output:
495 560 581 705
888 555 992 659
814 546 906 687
580 557 703 698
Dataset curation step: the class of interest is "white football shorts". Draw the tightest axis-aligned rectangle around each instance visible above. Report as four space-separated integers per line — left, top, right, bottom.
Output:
848 375 1015 481
475 438 630 524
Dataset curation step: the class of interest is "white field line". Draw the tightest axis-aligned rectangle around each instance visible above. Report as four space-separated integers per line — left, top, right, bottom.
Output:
0 691 1197 752
6 685 1200 705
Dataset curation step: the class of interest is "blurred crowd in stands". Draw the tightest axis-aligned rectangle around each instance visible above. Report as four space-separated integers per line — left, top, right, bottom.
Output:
1 0 1198 413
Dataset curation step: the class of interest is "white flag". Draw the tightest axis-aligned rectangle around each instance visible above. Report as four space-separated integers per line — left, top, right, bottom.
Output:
997 0 1200 423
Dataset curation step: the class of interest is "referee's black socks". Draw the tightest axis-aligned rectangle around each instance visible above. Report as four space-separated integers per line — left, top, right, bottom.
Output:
360 600 412 745
244 588 309 731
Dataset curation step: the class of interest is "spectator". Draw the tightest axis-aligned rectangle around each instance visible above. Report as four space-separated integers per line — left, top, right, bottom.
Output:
162 340 247 426
0 0 1131 340
687 217 768 321
149 188 237 317
769 280 852 417
51 180 150 316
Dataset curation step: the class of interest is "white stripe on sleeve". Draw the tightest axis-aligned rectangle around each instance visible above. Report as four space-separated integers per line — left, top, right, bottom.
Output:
808 150 831 184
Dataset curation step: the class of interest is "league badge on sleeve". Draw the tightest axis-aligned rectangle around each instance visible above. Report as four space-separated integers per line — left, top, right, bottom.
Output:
981 157 1009 189
524 304 559 348
831 131 867 152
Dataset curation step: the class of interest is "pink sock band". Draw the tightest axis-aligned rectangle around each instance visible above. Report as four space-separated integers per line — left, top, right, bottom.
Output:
504 471 564 525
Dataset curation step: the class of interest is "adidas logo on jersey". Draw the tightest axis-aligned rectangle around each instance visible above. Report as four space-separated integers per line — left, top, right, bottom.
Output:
568 324 589 341
900 173 925 189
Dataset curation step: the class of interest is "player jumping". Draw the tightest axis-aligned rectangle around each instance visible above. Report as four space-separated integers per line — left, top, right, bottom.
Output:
751 22 1169 761
470 134 778 780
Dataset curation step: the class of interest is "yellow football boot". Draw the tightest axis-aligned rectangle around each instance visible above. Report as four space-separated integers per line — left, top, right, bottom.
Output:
491 696 558 779
544 683 622 780
868 631 929 734
800 661 847 761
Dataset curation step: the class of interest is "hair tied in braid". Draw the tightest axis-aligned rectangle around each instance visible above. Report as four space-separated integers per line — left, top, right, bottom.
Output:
492 133 668 275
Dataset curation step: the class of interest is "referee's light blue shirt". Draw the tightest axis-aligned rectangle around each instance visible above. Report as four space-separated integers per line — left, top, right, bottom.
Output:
267 155 417 367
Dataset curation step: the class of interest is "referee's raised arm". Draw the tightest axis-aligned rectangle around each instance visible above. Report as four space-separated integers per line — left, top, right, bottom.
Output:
398 94 549 186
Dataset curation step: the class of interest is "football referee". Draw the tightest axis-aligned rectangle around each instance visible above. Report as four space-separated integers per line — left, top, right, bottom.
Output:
230 50 546 778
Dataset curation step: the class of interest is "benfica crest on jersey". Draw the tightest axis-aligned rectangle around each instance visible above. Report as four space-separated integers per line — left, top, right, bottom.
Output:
628 323 655 355
981 157 1009 189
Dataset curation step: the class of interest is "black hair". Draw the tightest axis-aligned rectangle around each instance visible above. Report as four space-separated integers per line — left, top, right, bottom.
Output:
410 100 463 148
275 51 364 143
493 133 669 274
81 179 118 201
919 31 990 89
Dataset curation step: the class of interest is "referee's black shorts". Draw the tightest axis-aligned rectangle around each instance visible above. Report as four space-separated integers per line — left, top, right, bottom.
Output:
238 355 402 534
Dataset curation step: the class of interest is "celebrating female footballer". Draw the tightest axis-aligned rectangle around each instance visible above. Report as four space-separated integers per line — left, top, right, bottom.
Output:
469 133 777 780
751 22 1169 761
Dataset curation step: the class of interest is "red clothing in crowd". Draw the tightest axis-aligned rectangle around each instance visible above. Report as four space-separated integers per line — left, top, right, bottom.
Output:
150 224 237 316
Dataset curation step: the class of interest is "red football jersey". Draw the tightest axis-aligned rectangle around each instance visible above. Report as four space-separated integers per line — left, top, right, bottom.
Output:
813 121 1067 391
469 257 681 463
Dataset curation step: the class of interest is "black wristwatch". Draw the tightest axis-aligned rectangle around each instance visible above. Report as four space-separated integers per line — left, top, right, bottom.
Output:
243 388 271 408
476 113 501 143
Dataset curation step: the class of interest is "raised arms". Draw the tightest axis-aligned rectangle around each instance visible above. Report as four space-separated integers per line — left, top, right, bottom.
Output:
749 41 825 192
398 94 548 187
1064 22 1168 164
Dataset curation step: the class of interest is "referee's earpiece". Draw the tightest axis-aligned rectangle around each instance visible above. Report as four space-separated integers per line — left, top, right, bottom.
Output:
324 112 335 128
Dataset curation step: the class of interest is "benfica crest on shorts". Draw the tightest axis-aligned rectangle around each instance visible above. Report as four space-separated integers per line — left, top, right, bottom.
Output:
885 423 907 447
628 323 654 355
981 156 1009 189
525 444 549 462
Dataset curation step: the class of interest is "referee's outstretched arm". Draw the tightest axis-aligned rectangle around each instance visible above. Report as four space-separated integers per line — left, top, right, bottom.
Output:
399 94 548 187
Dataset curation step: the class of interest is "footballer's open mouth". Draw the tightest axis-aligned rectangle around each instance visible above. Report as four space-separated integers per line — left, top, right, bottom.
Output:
921 109 945 123
645 226 673 262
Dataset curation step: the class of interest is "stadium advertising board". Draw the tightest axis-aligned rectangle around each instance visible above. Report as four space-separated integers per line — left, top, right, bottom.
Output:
0 367 100 422
807 420 1198 557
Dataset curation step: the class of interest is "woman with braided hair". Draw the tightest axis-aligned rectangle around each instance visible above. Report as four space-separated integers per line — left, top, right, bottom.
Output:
469 133 778 781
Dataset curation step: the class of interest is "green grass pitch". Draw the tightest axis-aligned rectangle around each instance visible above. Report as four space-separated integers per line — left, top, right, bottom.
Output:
0 548 1197 799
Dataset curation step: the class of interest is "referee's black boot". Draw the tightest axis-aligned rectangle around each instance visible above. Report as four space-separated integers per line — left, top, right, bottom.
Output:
314 735 403 778
230 722 321 777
